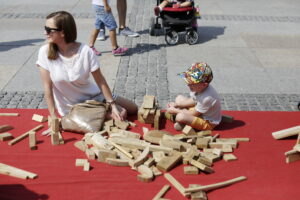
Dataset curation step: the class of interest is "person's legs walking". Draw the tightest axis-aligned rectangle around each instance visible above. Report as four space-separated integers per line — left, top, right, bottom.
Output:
117 0 139 37
97 22 106 41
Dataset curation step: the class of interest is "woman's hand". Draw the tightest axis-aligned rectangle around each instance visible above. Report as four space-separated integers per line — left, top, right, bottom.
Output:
110 104 123 121
104 5 111 13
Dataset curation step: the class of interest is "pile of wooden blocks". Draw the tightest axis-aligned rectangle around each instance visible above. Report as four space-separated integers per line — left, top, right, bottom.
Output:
272 125 300 163
73 120 248 197
138 95 161 129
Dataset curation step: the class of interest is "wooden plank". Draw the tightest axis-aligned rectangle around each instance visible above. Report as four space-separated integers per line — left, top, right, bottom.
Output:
0 113 19 116
152 185 171 200
272 125 300 140
184 176 247 193
0 163 37 179
143 95 155 109
157 151 182 172
32 114 47 123
0 132 13 141
0 125 13 133
164 173 187 197
8 125 44 146
29 131 37 150
110 141 133 159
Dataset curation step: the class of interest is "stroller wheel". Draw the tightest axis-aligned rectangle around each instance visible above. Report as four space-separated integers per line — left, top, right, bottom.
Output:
298 102 300 110
165 30 179 45
185 30 198 45
149 17 156 36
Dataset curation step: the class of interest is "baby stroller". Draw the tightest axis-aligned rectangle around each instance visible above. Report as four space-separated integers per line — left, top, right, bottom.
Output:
149 0 199 45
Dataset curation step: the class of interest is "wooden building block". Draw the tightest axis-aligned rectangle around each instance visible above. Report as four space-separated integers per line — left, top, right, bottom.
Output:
221 115 234 123
0 125 13 133
285 149 300 163
164 173 187 197
106 158 129 167
196 138 210 149
97 149 117 162
29 131 37 150
144 130 171 145
185 176 247 193
50 117 60 133
222 144 233 153
189 184 208 200
110 141 133 159
154 110 161 130
143 95 155 109
32 114 47 123
212 148 223 157
182 125 196 135
184 166 199 175
190 159 214 173
0 132 13 141
156 151 182 172
83 162 90 171
272 125 300 140
0 163 37 179
223 154 237 161
51 131 60 145
197 157 213 167
137 165 154 182
8 125 43 146
114 120 129 130
74 141 87 152
153 185 171 200
133 146 150 167
0 113 19 116
144 157 155 167
75 159 88 166
85 148 96 160
197 130 212 137
151 166 163 176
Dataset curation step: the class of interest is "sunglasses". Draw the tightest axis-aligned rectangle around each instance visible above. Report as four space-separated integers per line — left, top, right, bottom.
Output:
44 26 62 34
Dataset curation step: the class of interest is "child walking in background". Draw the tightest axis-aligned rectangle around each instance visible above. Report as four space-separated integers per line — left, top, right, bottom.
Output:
166 62 222 131
89 0 128 56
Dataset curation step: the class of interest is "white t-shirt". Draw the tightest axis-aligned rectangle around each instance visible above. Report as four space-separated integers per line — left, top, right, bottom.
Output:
36 43 101 116
92 0 110 6
190 85 222 125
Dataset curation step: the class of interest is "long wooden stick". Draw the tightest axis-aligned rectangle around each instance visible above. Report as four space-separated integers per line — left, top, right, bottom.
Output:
272 125 300 139
164 173 186 197
152 184 170 200
8 125 43 146
0 113 19 116
184 176 247 193
0 163 37 179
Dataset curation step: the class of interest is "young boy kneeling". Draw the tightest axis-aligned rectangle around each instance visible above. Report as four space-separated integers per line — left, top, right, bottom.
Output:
166 62 221 131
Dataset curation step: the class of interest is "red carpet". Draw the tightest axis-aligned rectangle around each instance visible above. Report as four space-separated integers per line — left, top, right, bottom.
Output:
0 109 300 200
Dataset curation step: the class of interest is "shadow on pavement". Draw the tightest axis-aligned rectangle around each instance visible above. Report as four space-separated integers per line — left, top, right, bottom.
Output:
197 26 226 44
0 184 49 200
0 38 45 52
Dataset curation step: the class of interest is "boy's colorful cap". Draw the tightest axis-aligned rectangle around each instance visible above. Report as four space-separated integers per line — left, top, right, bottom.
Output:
178 62 213 84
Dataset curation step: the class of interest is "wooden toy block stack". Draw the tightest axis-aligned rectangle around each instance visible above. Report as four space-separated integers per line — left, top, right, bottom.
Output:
138 95 161 129
272 125 300 163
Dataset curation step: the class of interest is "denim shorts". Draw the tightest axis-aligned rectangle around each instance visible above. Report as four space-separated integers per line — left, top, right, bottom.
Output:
93 5 117 31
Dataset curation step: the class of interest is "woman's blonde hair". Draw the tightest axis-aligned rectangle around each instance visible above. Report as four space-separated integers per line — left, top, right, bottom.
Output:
46 11 77 60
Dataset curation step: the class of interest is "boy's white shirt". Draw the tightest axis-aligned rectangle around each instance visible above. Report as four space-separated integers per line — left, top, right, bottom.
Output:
92 0 110 6
190 85 222 125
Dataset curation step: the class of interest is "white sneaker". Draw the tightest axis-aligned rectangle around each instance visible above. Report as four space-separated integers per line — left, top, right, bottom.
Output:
174 122 184 131
97 29 105 41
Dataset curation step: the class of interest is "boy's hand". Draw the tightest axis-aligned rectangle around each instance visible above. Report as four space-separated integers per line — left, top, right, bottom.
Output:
167 102 177 108
167 106 178 114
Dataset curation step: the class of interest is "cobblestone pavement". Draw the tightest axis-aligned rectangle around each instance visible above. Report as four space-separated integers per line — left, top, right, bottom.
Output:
1 0 299 112
1 91 299 111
